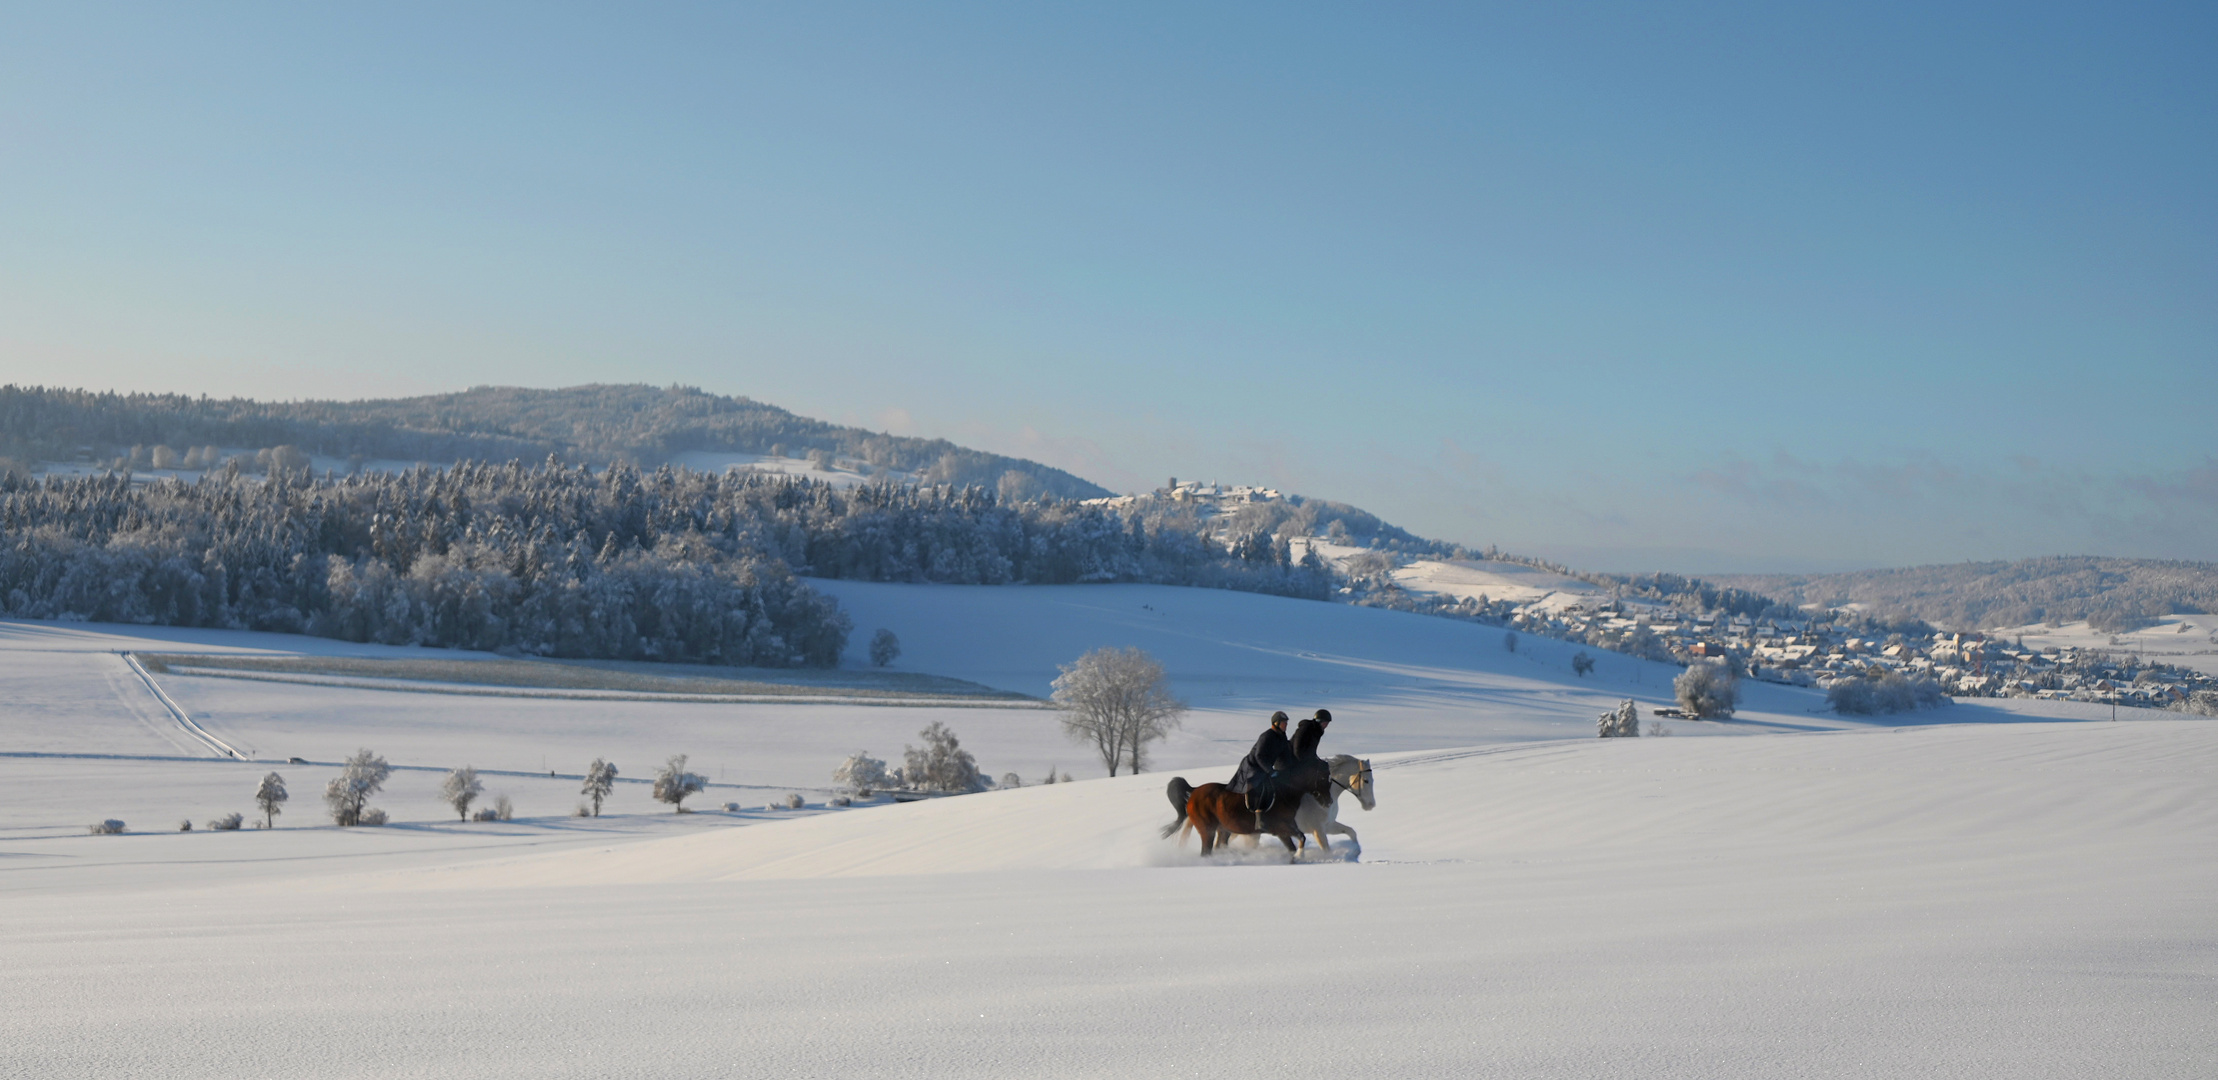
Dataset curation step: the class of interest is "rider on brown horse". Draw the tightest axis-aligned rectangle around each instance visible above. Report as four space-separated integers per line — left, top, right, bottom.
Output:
1227 711 1295 812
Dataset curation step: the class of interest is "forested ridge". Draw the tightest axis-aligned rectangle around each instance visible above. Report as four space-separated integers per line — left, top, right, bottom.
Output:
0 383 1109 499
0 462 1327 664
1712 557 2218 631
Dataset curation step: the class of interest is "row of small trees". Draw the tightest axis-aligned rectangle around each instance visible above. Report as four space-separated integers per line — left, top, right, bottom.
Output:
88 750 711 835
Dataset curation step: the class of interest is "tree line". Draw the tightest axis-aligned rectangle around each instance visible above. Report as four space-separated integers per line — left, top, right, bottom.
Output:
0 460 1328 664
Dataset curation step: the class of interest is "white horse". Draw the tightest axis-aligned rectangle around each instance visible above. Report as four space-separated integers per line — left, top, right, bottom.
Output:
1294 754 1375 857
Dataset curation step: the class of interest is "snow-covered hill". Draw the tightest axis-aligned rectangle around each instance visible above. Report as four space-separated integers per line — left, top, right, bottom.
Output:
5 718 2210 1078
4 582 2212 1077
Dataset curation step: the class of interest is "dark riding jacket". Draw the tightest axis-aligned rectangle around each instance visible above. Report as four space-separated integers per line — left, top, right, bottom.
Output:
1227 726 1294 796
1287 719 1332 803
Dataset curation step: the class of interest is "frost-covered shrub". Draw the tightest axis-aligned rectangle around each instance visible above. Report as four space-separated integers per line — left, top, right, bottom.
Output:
1675 662 1740 719
88 819 125 835
829 795 852 807
999 772 1023 789
358 808 388 826
832 751 889 793
1828 672 1952 715
781 793 805 809
573 803 592 817
207 813 244 831
492 794 513 821
1503 631 1518 653
903 722 984 793
471 807 500 822
179 818 193 832
1572 651 1595 677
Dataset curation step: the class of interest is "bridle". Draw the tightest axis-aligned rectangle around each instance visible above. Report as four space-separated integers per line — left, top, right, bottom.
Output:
1329 764 1372 795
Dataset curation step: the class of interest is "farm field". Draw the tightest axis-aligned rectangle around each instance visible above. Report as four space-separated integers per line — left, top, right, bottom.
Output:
2 584 2211 1078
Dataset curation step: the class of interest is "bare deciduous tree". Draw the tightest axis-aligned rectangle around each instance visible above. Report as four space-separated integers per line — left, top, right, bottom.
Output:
1050 646 1187 776
652 754 706 812
581 758 618 816
324 749 391 826
901 722 984 793
440 766 484 820
254 772 288 828
1674 662 1741 719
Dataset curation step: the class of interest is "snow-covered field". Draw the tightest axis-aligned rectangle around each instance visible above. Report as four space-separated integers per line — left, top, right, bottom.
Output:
1987 614 2218 677
3 585 2213 1077
1306 541 1612 612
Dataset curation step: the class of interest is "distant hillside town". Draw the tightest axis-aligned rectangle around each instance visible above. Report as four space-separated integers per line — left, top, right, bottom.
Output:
1507 601 2216 713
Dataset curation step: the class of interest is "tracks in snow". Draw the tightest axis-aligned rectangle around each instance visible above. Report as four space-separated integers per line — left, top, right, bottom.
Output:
119 652 243 760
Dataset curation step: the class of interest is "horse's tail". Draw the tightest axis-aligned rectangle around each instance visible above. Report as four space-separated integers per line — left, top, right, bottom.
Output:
1158 777 1195 839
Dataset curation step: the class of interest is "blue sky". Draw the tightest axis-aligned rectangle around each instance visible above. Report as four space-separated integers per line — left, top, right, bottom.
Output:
2 3 2211 571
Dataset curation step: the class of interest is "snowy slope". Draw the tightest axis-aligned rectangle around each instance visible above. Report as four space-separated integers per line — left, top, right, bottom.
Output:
0 582 2171 835
1305 541 1611 611
4 720 2211 1079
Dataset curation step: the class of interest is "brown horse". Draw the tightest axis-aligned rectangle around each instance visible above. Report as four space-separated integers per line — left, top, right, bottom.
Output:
1159 777 1305 856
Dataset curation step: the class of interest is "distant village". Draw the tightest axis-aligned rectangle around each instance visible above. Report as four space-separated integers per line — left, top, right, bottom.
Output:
1505 601 2217 711
1098 480 2218 715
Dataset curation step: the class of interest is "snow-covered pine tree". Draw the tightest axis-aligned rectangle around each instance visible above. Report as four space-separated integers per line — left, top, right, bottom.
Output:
1597 699 1640 737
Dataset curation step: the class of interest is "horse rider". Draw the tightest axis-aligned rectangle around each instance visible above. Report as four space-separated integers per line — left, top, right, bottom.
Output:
1228 711 1295 812
1288 708 1335 805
